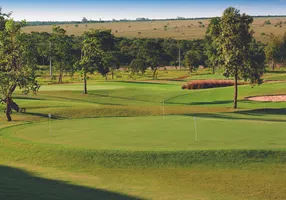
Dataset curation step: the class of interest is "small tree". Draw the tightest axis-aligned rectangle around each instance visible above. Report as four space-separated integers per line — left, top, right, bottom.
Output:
0 15 39 121
140 39 168 79
209 7 265 109
183 50 201 73
82 17 88 23
265 34 282 70
129 58 148 75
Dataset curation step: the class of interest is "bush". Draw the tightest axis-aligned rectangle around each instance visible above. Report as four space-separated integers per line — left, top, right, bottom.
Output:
264 20 271 25
182 80 243 90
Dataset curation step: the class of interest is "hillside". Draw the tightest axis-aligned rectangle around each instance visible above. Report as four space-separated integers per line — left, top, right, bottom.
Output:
23 17 286 42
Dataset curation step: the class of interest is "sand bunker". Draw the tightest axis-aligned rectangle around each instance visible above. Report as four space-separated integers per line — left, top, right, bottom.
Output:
246 95 286 102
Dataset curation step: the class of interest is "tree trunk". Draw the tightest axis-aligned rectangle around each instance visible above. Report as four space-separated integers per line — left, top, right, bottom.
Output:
152 68 157 80
212 66 215 74
83 72 87 94
233 73 238 109
112 70 114 80
272 61 275 71
58 71 63 83
189 66 193 73
6 97 12 122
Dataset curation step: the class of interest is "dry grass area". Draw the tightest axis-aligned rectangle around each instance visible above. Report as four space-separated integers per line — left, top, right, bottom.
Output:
182 80 239 90
23 17 286 42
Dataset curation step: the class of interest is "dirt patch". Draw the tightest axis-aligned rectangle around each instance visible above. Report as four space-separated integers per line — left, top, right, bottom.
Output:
246 95 286 102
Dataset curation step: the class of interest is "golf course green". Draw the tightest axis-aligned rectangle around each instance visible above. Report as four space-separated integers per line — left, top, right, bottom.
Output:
0 70 286 200
12 116 286 150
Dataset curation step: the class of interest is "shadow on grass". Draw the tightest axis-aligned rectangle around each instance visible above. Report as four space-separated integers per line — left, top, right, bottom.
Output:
49 95 124 106
13 96 45 101
25 112 66 120
266 70 286 74
183 110 286 123
235 108 286 116
0 165 144 200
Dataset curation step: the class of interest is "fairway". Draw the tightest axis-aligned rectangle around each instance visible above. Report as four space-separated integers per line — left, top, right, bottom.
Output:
13 116 286 150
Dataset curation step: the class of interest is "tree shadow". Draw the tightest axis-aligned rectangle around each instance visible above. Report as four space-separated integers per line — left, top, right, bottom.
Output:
265 70 286 74
235 108 286 116
0 165 144 200
25 112 66 120
166 100 233 106
13 96 45 101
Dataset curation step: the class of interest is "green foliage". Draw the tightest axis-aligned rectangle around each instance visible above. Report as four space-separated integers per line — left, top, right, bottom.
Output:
265 34 282 70
183 49 202 72
264 20 271 25
0 14 39 121
51 25 76 82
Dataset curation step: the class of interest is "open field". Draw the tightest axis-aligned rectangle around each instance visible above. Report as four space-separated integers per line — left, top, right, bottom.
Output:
0 68 286 199
23 17 286 42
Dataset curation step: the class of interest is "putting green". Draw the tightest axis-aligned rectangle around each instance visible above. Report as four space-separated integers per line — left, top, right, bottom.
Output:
12 116 286 151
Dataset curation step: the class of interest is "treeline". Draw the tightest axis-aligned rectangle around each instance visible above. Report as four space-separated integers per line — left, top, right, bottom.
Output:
26 15 286 26
31 25 286 85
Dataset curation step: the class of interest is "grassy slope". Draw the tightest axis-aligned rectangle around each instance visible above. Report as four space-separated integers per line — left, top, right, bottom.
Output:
0 69 286 200
23 17 286 42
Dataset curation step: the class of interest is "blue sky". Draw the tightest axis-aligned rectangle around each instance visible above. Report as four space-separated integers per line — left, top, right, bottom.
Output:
1 0 286 21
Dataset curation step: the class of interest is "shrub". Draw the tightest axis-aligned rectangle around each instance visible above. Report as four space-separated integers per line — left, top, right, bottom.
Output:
264 20 271 25
182 80 243 90
261 32 266 36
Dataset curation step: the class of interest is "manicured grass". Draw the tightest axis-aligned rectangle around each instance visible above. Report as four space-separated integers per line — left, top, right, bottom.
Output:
11 116 286 151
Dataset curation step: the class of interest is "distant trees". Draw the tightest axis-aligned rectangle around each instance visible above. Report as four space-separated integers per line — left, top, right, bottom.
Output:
82 17 88 23
0 12 39 121
207 7 265 109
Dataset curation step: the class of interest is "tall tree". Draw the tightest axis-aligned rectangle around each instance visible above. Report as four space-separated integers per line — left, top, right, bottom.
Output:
264 34 282 71
51 25 75 83
0 14 39 121
209 7 265 109
76 29 114 94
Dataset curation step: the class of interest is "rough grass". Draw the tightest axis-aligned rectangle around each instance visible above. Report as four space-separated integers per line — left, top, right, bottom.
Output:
182 80 239 90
